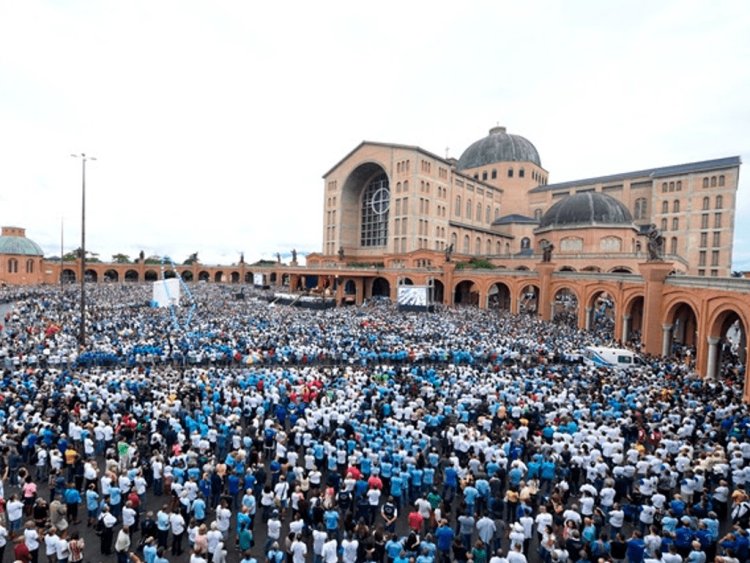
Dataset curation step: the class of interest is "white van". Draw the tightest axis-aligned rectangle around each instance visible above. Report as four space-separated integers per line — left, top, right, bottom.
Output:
582 346 642 371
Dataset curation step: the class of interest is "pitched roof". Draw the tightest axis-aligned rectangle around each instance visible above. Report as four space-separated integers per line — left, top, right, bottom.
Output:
529 156 741 194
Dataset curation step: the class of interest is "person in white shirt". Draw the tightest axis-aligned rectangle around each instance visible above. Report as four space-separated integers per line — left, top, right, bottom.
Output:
322 536 339 563
341 534 359 563
291 534 308 563
506 542 527 563
170 510 186 555
45 527 60 561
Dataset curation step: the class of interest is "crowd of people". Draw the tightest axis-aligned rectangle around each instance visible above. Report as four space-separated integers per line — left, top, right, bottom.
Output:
0 282 747 563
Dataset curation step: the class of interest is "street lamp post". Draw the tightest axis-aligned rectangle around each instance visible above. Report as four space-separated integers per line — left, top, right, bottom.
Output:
71 153 96 347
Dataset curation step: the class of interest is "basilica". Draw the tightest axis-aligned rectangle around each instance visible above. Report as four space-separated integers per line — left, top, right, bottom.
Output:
310 125 740 277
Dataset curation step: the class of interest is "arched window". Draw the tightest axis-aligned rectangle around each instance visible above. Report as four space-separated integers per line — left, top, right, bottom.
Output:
482 171 487 181
670 237 678 255
520 237 530 250
463 235 470 254
716 195 723 209
661 218 668 231
8 258 18 273
719 175 725 187
26 259 34 273
455 196 461 217
476 203 482 221
486 206 491 224
491 169 497 179
508 168 514 178
360 172 390 247
676 181 682 191
672 217 679 230
702 197 710 210
668 181 675 192
661 182 667 192
534 209 542 221
673 200 680 213
496 241 502 254
451 232 457 250
711 176 717 187
466 199 472 219
702 177 709 188
476 237 481 254
661 201 669 214
519 168 525 178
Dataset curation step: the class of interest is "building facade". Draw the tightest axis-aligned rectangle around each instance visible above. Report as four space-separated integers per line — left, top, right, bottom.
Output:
317 126 740 276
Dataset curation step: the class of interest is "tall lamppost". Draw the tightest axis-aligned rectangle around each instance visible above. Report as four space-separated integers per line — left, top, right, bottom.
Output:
71 153 96 347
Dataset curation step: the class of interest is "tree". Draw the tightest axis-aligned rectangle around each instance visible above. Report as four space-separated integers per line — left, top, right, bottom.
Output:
112 253 131 264
144 255 162 265
62 248 100 262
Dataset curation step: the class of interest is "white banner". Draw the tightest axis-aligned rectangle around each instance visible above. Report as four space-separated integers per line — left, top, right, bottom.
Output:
152 278 181 308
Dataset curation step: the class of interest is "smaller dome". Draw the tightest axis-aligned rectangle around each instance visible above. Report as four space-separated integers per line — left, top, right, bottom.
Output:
0 227 44 256
538 192 633 230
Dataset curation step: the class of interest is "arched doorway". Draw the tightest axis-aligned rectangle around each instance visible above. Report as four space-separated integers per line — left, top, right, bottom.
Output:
587 290 615 336
84 269 98 282
401 277 414 285
214 271 224 283
623 296 644 347
163 270 177 279
61 269 76 284
145 270 158 282
371 277 390 299
519 285 539 315
124 270 139 282
244 272 253 283
182 270 194 282
488 282 511 311
665 302 698 357
432 280 445 305
198 271 210 282
708 310 747 383
103 269 119 282
270 273 278 284
230 272 240 283
454 280 479 306
553 287 579 327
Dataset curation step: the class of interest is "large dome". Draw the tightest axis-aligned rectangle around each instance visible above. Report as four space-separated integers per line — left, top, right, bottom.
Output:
539 192 633 230
457 126 541 170
0 227 44 256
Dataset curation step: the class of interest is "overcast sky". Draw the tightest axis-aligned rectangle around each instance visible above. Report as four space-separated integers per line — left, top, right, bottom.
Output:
1 1 748 269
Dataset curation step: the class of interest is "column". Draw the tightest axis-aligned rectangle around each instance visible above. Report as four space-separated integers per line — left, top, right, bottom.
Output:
661 324 673 357
622 315 631 343
706 336 720 379
584 307 593 331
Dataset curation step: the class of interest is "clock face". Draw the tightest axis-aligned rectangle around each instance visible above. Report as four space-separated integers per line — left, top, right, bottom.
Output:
371 186 390 215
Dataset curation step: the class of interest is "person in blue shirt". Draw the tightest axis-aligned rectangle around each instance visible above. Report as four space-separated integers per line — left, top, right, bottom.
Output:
62 481 82 524
386 534 404 563
626 530 646 563
443 465 458 504
323 507 340 543
85 484 100 526
191 494 207 524
435 520 455 561
390 473 404 509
